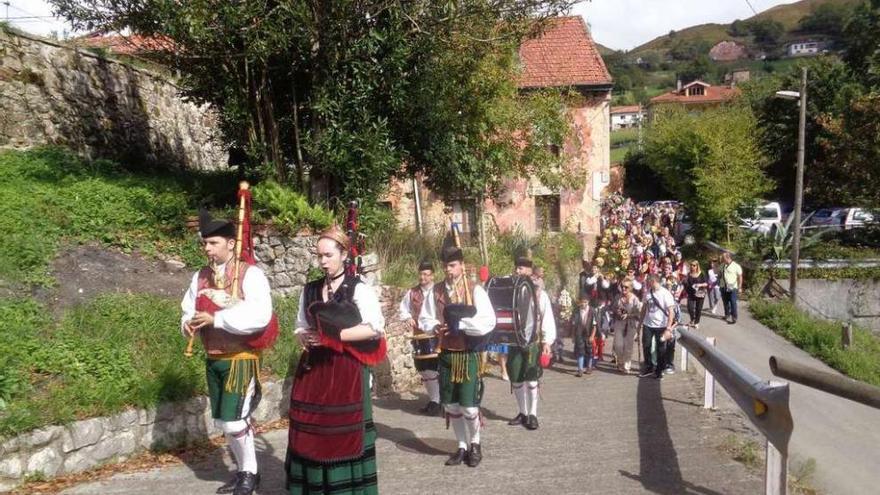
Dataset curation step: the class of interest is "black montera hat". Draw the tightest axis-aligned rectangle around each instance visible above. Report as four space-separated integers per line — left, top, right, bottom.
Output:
441 246 464 263
418 260 434 272
199 208 236 239
514 256 533 268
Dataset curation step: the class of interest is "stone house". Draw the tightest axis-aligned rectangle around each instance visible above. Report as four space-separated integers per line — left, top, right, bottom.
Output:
709 41 747 62
387 16 613 240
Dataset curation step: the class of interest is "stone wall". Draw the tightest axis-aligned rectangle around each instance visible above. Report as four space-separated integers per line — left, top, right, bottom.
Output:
252 230 319 297
0 29 226 170
373 286 423 395
778 278 880 333
0 379 290 491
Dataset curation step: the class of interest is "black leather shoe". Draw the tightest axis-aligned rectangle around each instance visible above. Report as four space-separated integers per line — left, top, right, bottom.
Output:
233 472 259 495
445 448 467 466
216 473 241 494
507 413 526 426
467 443 482 467
525 414 539 430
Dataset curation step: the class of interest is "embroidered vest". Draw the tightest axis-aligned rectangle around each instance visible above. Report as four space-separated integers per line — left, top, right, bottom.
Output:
196 263 252 355
409 285 425 333
432 282 479 351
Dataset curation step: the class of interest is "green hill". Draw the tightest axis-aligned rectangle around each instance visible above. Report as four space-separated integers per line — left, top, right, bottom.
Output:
630 0 862 56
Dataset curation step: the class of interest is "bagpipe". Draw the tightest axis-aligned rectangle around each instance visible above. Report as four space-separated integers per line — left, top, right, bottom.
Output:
304 201 386 367
184 182 280 357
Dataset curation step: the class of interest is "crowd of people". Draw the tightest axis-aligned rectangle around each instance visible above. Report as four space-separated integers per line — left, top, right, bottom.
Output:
551 194 745 379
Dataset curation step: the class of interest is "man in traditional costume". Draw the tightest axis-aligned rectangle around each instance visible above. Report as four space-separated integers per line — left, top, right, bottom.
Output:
286 226 387 495
422 246 496 467
181 210 273 495
507 257 556 431
398 260 441 415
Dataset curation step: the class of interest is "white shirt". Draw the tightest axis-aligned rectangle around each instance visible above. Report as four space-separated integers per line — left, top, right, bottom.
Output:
420 281 496 337
399 284 435 333
295 280 385 335
538 289 557 343
180 264 273 337
642 286 676 328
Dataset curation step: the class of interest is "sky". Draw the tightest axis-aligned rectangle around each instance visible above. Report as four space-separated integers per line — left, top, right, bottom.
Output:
6 0 801 50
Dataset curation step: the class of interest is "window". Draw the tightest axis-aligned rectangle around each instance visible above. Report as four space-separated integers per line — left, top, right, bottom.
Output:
688 86 705 96
451 199 478 244
535 195 561 232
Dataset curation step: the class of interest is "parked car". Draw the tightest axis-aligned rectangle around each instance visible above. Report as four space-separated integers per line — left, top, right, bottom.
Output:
807 207 875 230
673 210 694 244
741 201 783 235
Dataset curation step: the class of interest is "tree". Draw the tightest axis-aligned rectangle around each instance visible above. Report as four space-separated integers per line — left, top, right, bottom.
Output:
678 55 715 84
799 3 851 36
748 19 785 46
669 39 710 61
729 19 750 37
643 104 771 238
49 0 579 207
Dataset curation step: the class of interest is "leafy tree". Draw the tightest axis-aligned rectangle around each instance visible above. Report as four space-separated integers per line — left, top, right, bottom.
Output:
729 19 750 37
643 104 771 238
50 0 579 208
678 55 715 83
669 39 710 61
842 0 880 87
748 19 785 46
799 3 852 36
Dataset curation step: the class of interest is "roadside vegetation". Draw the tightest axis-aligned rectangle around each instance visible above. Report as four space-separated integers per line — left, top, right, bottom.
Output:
749 299 880 387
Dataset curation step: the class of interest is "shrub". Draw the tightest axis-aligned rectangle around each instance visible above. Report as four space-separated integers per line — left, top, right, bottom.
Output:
749 299 880 386
252 180 335 235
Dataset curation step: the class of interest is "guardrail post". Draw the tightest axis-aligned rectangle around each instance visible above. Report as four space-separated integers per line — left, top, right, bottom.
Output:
703 337 716 409
841 322 852 350
680 344 688 372
765 435 788 495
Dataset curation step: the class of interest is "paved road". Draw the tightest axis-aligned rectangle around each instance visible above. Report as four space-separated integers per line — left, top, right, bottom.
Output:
62 344 760 495
692 305 880 495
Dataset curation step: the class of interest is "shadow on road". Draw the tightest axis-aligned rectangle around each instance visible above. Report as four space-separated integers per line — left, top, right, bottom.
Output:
618 376 726 495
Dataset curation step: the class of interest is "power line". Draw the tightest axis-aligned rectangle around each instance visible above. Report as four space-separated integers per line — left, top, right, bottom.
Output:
743 0 759 16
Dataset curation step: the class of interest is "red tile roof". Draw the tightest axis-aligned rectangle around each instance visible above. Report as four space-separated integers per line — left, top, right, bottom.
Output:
650 81 740 105
611 105 641 114
518 16 612 89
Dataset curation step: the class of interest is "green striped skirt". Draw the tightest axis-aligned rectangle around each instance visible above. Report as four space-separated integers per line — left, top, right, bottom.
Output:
285 366 378 495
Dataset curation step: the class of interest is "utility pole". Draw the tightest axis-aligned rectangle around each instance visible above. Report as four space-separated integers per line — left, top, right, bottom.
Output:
789 67 808 302
3 2 9 22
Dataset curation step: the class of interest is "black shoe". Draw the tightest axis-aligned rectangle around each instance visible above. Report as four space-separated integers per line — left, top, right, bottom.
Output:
420 401 440 415
576 370 583 377
445 448 467 466
233 472 259 495
508 413 526 426
216 473 241 494
467 443 482 467
525 414 539 430
639 370 654 378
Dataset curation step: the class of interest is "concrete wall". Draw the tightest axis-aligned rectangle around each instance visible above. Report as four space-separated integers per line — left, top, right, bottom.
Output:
389 92 611 239
0 29 226 170
781 278 880 333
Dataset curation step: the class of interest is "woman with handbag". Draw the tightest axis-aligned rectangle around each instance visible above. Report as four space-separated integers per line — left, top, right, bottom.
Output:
611 279 642 374
684 261 709 329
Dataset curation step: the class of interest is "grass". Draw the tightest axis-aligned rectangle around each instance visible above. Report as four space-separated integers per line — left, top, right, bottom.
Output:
0 294 301 437
749 298 880 387
720 434 763 470
0 147 237 286
611 146 631 164
611 128 639 146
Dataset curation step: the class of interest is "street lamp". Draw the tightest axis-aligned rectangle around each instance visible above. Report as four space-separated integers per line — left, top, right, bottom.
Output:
774 67 808 302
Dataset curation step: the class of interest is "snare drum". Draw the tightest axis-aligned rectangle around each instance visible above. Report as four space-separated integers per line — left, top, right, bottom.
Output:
410 333 439 360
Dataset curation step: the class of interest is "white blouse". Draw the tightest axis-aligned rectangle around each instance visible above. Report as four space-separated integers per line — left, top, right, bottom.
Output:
294 280 385 335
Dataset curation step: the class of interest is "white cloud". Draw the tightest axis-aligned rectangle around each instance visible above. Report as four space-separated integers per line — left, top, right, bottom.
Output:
573 0 801 50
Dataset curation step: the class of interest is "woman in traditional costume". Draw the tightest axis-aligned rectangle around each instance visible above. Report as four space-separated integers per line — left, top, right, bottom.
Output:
285 226 386 495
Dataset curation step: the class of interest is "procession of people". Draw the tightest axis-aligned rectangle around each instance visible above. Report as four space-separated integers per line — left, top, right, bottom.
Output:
180 189 737 494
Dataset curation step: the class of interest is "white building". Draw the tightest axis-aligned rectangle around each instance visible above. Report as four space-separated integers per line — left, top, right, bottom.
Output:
610 105 642 130
787 41 821 57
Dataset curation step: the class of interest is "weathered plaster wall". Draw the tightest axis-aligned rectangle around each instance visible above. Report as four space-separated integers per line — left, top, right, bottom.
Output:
0 29 226 170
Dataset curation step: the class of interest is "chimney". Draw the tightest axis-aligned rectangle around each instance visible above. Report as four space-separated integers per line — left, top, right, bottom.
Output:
676 79 682 91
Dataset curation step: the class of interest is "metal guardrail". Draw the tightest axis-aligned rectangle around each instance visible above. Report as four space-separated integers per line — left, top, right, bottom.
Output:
676 326 794 495
769 356 880 410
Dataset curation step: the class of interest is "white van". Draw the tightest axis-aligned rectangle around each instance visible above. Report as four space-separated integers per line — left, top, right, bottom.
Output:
741 202 783 235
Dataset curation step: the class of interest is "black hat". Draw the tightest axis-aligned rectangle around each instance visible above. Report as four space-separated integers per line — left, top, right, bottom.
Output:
514 256 533 268
418 260 434 272
199 208 236 239
441 246 464 263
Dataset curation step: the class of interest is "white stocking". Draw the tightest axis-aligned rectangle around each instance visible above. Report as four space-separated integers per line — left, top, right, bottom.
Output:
421 370 440 403
445 403 468 449
512 382 527 415
527 381 539 417
462 407 481 445
216 419 257 474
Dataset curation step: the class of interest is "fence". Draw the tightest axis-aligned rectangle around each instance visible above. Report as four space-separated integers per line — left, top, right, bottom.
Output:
676 326 794 495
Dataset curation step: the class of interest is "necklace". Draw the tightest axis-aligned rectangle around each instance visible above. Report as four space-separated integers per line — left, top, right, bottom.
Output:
325 270 345 299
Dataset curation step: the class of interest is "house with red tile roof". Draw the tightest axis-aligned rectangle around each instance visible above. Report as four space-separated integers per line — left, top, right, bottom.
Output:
649 80 740 116
389 16 613 241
